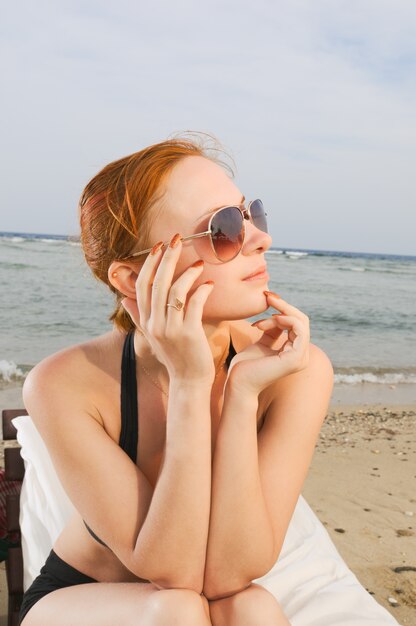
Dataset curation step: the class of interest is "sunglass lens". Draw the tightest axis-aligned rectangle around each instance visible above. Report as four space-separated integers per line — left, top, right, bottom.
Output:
250 199 268 233
211 206 243 261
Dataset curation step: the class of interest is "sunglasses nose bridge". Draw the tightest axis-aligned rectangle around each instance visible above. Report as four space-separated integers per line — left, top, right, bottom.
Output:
241 206 251 221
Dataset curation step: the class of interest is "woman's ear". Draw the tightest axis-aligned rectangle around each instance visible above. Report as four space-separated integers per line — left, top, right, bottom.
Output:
108 262 139 297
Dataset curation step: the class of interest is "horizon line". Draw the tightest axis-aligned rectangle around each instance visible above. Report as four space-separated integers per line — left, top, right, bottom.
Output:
0 229 415 260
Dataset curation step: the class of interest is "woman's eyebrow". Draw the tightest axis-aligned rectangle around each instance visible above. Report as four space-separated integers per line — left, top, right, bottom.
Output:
193 194 246 223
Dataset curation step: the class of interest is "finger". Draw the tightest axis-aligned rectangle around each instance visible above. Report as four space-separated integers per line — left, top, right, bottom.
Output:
165 260 206 330
272 316 309 353
150 234 184 334
252 321 286 343
183 281 215 327
258 314 308 353
256 313 309 343
166 261 208 336
253 315 295 332
257 328 287 351
264 292 309 322
271 314 306 333
135 239 167 329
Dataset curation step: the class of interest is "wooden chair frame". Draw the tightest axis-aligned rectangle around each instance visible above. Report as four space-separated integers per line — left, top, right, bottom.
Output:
2 408 28 626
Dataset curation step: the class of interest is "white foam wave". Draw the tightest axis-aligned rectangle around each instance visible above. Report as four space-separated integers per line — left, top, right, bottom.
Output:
286 251 308 258
335 372 416 384
38 238 64 244
0 360 25 382
0 236 25 243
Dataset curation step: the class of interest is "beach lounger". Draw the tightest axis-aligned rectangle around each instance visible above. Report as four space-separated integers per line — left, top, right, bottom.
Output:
2 409 27 626
2 409 401 625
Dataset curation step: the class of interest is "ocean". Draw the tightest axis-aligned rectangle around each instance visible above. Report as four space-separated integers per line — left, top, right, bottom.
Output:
1 232 415 396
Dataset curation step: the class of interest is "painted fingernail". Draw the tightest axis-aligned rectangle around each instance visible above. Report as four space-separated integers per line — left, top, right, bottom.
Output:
263 290 282 298
170 233 181 248
190 259 204 268
150 241 164 255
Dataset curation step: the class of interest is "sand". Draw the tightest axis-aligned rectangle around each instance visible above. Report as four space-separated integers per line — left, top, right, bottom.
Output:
0 383 415 624
302 403 416 625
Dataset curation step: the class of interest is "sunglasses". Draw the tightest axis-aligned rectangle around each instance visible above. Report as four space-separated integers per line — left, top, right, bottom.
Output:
126 199 268 263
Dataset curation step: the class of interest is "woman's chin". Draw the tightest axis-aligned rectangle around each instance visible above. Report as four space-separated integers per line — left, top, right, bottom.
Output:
237 293 271 319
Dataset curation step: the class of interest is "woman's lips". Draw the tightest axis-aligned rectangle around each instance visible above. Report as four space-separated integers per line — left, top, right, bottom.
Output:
242 270 269 281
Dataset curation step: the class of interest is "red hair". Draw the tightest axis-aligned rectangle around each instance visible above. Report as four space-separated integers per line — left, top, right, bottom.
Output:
78 131 234 332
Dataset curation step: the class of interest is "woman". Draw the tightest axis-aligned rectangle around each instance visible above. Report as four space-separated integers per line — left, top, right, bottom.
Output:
19 133 334 625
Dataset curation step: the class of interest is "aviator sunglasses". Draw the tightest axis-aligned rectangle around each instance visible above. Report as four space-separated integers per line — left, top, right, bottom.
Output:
126 199 268 263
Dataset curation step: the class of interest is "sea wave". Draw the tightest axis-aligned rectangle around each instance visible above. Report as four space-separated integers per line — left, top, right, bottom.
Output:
338 266 414 275
0 236 26 243
266 249 309 258
0 360 26 384
1 360 415 388
334 370 416 384
37 238 66 244
285 251 308 258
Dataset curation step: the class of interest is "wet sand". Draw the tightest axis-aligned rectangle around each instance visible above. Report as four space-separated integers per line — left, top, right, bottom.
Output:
0 385 415 624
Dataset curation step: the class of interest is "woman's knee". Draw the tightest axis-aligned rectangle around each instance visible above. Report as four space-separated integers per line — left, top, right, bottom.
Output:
144 588 210 625
211 583 289 625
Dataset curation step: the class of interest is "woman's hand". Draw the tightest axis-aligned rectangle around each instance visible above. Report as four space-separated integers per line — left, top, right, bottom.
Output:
120 234 216 385
226 291 310 396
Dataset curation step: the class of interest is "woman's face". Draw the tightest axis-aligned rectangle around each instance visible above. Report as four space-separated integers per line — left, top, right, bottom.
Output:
145 155 273 322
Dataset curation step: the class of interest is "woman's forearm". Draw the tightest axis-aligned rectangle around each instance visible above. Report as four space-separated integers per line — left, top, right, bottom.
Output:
203 385 275 600
134 379 212 592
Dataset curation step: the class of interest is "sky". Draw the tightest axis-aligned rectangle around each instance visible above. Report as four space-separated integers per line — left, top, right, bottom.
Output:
1 0 415 256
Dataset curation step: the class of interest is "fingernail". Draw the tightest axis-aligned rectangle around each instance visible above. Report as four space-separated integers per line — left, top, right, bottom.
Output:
263 290 282 298
150 241 164 255
190 259 204 268
170 233 181 248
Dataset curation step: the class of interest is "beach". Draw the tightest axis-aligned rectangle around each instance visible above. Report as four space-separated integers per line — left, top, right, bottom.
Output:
302 399 416 625
1 383 415 625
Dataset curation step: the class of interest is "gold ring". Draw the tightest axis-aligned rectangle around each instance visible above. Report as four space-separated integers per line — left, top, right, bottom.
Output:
166 298 184 311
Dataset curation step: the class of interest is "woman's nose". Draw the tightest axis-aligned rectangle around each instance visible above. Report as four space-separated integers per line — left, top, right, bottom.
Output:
244 220 272 254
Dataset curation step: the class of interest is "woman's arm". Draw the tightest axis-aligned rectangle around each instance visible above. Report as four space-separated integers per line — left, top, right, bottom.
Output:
202 386 274 600
202 343 334 600
135 378 212 592
23 354 212 594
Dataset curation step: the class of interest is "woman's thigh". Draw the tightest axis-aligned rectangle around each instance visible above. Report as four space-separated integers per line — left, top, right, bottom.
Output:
22 582 211 626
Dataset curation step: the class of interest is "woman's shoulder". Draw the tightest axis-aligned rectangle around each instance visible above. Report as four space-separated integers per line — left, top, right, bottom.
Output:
25 330 118 378
22 330 123 424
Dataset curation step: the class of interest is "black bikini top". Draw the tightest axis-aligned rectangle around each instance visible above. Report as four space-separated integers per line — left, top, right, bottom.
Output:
84 329 237 549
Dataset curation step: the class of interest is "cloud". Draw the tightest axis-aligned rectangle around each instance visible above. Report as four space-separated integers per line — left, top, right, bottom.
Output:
1 0 415 254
